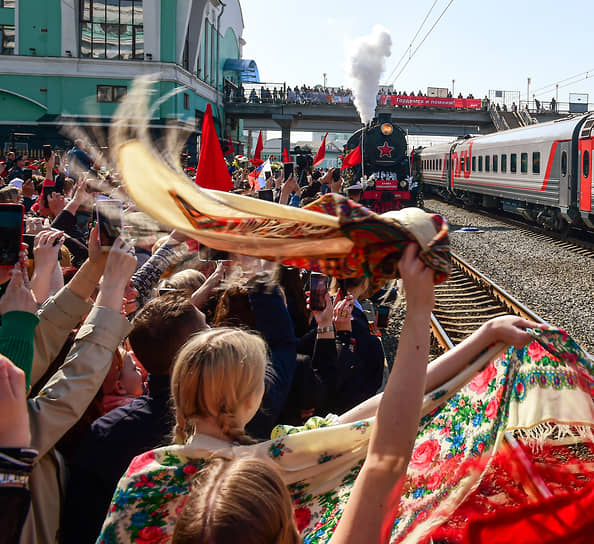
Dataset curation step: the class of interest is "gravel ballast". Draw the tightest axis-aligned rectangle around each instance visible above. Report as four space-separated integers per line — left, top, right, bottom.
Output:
424 199 594 355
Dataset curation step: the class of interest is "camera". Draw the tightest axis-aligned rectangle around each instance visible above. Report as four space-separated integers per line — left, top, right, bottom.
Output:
292 146 314 186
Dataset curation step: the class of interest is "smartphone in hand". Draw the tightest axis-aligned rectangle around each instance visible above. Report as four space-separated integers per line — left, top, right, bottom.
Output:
309 272 328 311
0 204 24 266
95 199 123 250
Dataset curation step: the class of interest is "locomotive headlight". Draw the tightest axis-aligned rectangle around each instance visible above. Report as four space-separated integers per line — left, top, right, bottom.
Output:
381 123 393 136
400 180 407 188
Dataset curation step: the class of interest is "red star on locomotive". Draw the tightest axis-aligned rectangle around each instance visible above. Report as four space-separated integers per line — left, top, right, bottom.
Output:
377 141 394 158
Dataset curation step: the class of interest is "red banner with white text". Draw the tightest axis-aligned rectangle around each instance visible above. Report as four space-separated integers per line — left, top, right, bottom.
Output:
379 95 482 109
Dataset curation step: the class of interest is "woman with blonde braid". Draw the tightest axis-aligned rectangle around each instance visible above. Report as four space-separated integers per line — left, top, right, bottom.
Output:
98 245 541 544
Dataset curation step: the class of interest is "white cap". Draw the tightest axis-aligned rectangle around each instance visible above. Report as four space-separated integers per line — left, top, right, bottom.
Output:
9 178 23 189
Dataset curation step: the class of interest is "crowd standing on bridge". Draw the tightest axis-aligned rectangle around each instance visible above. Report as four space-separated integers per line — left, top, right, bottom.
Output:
0 131 588 544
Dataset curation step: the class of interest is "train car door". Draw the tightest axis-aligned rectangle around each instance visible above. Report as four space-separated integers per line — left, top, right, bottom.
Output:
578 139 592 213
558 141 570 209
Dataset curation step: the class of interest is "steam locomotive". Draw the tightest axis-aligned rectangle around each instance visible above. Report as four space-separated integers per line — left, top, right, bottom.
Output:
343 113 415 213
416 114 594 233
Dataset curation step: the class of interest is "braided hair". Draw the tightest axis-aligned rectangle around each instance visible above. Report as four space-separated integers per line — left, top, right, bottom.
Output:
171 328 268 446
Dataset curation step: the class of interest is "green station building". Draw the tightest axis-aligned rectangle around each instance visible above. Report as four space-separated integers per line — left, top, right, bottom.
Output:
0 0 254 161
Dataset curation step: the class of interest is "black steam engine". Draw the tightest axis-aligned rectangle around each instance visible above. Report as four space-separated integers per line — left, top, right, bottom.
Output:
344 113 415 213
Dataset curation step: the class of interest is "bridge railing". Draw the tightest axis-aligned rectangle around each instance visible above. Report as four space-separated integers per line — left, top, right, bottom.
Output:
225 82 354 105
519 100 592 115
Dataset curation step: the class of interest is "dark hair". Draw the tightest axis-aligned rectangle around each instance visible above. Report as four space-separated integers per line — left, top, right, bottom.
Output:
213 284 256 329
277 265 310 337
129 292 205 376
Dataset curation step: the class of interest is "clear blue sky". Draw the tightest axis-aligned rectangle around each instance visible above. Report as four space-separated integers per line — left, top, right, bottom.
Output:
241 0 594 104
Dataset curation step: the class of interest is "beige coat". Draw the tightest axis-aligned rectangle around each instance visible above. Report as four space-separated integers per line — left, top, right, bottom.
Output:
19 287 132 544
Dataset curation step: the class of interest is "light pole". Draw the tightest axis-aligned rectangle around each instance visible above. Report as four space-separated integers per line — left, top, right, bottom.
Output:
452 79 455 96
556 83 559 101
323 73 327 88
527 77 531 106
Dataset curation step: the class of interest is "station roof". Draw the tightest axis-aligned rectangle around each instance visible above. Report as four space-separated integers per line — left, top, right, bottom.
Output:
223 59 260 83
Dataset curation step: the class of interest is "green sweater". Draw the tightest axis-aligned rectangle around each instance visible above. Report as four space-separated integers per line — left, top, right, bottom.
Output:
0 311 40 391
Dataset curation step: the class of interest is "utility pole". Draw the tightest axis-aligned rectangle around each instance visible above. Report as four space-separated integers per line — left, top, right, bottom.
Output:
452 79 455 96
556 83 559 101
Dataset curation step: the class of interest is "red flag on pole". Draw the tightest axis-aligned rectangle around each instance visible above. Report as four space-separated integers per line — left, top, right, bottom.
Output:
227 137 234 156
282 146 290 163
251 131 264 166
313 132 328 167
194 103 233 191
340 145 362 170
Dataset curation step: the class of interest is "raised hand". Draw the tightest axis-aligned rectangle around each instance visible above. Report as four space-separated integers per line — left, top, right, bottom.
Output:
0 266 37 316
483 315 546 349
398 243 435 315
333 292 354 332
0 354 30 447
47 192 66 217
96 237 138 312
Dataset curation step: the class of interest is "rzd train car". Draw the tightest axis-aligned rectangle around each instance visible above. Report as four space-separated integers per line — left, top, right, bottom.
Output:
416 114 594 233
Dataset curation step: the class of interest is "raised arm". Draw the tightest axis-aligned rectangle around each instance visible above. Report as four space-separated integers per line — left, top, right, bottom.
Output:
331 243 433 544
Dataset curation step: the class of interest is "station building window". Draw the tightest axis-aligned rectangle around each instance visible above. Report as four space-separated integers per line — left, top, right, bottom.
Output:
472 156 476 171
493 154 498 172
485 155 490 172
0 0 16 6
183 93 190 110
478 156 483 172
583 150 590 178
532 152 540 174
0 24 15 55
501 154 507 172
521 153 528 174
510 153 517 173
80 0 144 60
97 85 128 102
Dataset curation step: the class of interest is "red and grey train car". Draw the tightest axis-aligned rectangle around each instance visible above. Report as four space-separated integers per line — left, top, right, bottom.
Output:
416 115 594 233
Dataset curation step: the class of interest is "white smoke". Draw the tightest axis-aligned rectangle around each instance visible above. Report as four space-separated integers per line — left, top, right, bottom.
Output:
346 25 392 125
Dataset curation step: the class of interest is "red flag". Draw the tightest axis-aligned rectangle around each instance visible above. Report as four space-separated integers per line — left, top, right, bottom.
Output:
340 145 362 170
227 137 234 156
313 132 328 167
194 103 233 191
282 147 291 163
251 130 263 165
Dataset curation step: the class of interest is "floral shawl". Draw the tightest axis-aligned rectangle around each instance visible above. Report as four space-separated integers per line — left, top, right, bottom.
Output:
96 328 594 544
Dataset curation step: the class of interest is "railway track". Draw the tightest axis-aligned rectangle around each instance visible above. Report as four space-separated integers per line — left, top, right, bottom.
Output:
431 253 547 351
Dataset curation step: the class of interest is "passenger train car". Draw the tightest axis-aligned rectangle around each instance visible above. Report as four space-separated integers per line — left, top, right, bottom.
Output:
416 115 594 232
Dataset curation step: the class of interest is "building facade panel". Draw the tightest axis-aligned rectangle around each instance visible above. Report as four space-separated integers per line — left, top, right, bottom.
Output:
0 0 245 161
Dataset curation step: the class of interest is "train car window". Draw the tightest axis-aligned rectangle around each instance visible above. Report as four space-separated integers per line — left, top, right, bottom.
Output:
521 153 528 173
439 159 442 170
493 155 498 172
561 152 567 176
532 152 540 174
501 154 507 172
485 155 490 172
461 157 465 171
472 156 476 171
478 156 483 172
466 156 470 172
583 150 590 178
511 154 517 173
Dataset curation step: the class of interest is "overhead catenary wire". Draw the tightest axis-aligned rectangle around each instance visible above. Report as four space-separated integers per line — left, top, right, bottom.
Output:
388 0 455 87
383 0 440 85
533 68 594 95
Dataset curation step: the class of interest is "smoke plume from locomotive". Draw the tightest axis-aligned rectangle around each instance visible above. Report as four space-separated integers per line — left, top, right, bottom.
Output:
346 25 392 125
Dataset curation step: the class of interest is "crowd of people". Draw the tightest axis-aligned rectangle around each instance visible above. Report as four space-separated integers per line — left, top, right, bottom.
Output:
225 82 487 110
0 135 581 544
